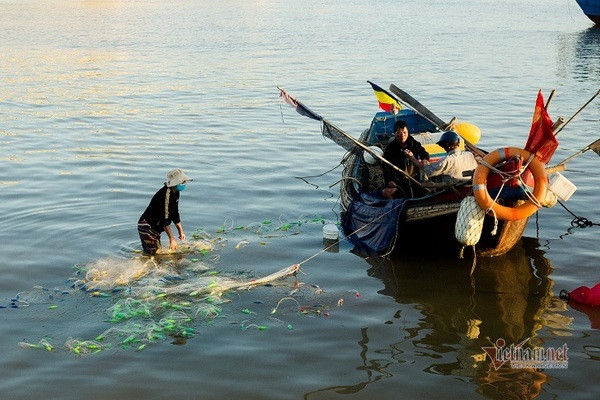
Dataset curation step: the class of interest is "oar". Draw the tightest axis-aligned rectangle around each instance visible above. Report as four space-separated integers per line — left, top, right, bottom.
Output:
389 84 447 128
546 138 600 173
389 84 485 157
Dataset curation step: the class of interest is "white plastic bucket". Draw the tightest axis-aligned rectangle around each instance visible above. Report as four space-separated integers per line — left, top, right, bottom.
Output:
322 224 339 240
548 172 577 201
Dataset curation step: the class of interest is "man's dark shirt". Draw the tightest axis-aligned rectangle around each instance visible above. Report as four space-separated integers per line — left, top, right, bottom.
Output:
383 136 429 182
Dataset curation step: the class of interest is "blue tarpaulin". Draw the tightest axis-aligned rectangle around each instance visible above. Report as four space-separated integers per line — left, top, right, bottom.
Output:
342 192 410 255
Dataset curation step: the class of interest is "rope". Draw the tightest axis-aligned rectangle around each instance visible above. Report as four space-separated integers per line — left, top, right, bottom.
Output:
295 162 342 181
469 245 477 276
295 162 344 191
458 245 478 275
557 200 599 228
329 177 361 188
517 154 543 208
478 158 514 178
522 153 535 170
480 154 543 234
485 181 505 236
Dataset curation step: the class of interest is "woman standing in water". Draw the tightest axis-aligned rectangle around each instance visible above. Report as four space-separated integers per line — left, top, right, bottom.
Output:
137 168 192 254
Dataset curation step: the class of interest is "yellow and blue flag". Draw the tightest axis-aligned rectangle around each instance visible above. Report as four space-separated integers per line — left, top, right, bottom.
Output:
368 81 402 112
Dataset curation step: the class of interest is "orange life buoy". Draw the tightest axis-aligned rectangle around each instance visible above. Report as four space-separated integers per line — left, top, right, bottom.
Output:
472 147 548 221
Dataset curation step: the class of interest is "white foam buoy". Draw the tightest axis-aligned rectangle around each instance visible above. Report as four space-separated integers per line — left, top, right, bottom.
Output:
322 224 339 240
455 196 485 247
363 146 383 165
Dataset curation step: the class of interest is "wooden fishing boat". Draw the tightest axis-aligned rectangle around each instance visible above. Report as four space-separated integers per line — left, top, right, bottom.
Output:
278 84 593 258
576 0 600 24
338 106 531 257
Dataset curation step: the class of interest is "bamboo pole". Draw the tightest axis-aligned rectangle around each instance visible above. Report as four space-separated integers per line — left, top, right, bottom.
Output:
322 119 425 188
551 116 565 132
546 138 600 173
545 89 556 111
553 89 600 137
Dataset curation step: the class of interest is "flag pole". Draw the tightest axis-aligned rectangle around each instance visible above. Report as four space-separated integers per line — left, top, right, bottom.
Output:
544 89 556 111
553 89 600 137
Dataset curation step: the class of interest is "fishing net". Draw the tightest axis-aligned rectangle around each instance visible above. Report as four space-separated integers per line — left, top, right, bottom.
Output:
14 214 361 355
322 120 358 152
9 286 72 308
17 257 300 354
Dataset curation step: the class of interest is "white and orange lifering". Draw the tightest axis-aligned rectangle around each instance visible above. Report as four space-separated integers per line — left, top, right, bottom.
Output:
472 147 548 221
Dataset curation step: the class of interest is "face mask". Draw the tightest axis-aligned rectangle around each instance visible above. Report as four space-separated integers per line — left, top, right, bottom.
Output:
176 183 186 192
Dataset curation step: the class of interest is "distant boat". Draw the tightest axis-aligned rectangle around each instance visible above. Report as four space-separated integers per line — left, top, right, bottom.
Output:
576 0 600 24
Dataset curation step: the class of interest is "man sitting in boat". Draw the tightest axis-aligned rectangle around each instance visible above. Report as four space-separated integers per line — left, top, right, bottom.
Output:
406 130 478 183
381 120 430 199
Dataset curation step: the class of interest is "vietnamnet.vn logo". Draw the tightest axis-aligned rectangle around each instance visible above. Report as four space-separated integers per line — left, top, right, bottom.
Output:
482 338 569 370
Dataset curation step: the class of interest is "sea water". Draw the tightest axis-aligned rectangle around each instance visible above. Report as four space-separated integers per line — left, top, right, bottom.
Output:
1 1 598 399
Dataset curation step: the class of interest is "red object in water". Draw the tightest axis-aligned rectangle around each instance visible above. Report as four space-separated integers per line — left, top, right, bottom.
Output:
566 283 600 306
568 301 600 329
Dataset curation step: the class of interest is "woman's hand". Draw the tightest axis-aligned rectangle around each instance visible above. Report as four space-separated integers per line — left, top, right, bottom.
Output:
175 222 186 242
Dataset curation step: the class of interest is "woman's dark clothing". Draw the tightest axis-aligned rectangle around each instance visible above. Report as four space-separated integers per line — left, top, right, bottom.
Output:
140 185 181 233
138 218 161 254
138 185 181 254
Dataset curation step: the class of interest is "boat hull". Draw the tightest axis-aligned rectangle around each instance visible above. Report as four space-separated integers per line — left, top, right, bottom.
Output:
391 203 529 257
576 0 600 24
343 185 528 257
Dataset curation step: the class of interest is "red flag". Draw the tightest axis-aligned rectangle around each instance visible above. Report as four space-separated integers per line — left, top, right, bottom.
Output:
524 90 558 164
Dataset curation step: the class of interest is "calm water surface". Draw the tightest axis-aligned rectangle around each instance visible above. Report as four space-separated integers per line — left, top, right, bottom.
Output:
1 1 599 399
